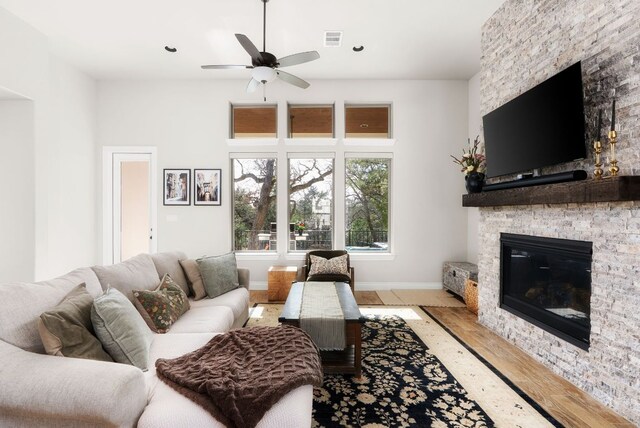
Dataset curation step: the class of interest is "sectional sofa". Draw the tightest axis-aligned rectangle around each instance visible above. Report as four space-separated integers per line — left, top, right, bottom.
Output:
0 251 313 427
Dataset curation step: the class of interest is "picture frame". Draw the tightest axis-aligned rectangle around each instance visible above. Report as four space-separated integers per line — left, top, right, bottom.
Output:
194 169 222 206
163 169 191 205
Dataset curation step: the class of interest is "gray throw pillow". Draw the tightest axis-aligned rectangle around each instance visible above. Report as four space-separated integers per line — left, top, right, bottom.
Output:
196 252 240 299
91 287 153 370
38 283 113 362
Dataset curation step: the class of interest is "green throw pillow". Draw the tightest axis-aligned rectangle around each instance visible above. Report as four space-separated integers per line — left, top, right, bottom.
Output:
38 283 113 362
91 287 153 370
132 274 190 333
197 252 240 299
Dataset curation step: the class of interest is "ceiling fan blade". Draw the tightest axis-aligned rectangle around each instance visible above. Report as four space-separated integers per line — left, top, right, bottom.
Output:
277 51 320 68
201 65 253 69
246 78 260 93
276 70 310 89
235 33 263 63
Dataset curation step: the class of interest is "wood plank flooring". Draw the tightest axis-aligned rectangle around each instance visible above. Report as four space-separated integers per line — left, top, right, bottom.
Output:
249 290 633 427
427 307 634 428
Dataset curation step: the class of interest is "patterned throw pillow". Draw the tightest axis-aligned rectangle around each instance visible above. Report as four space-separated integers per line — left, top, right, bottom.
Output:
132 274 190 333
308 254 351 278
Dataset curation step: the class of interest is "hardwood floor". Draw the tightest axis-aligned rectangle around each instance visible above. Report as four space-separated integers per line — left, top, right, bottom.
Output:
249 290 633 427
426 307 633 427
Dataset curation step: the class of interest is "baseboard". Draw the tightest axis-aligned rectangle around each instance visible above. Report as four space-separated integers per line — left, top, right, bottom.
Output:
249 281 443 291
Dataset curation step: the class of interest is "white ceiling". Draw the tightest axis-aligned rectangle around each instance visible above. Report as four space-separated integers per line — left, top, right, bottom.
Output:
0 0 504 81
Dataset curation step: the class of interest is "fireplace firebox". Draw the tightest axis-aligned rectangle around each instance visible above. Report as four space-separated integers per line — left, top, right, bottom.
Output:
500 233 592 350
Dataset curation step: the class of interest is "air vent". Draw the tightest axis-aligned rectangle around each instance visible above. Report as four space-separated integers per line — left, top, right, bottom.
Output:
324 31 343 47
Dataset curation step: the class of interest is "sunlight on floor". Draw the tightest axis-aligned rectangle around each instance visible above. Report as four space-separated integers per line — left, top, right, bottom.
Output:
359 307 422 320
248 306 264 319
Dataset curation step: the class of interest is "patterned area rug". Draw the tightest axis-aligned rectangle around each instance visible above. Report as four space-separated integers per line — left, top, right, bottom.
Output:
247 305 561 427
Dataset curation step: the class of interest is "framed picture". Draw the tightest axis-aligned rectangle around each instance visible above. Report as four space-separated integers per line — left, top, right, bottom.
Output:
194 169 222 206
163 169 191 205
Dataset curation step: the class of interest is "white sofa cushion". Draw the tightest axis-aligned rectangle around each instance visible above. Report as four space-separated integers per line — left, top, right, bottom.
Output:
167 306 234 334
150 251 189 295
0 267 102 353
189 287 250 320
91 254 160 300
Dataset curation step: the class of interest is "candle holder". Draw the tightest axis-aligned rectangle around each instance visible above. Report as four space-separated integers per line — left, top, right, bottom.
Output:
593 140 603 179
608 130 619 177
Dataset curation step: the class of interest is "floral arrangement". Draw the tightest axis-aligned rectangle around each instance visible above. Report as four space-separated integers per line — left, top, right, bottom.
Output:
296 222 306 231
451 135 486 175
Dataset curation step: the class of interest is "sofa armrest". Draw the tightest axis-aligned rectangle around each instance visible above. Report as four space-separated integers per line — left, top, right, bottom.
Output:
238 267 250 289
0 340 147 427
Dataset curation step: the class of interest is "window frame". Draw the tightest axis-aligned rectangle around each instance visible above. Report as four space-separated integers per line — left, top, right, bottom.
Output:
344 153 392 254
230 153 278 254
287 153 336 253
229 102 395 261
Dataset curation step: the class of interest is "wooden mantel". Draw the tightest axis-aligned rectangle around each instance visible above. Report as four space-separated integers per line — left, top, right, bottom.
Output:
462 176 640 207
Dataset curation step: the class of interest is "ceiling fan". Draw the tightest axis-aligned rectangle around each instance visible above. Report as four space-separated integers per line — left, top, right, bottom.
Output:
201 0 320 93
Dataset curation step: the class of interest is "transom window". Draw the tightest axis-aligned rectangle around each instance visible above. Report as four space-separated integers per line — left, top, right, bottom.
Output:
231 105 277 138
288 105 334 138
345 105 391 138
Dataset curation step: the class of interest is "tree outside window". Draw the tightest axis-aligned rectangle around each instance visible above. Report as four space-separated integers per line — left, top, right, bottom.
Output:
345 158 390 252
289 158 334 251
233 158 277 251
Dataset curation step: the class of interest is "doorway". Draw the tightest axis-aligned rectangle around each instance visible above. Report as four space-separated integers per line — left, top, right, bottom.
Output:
103 147 157 264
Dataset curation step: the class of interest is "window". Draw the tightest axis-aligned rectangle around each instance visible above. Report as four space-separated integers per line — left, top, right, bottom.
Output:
288 105 334 138
231 105 277 138
288 157 334 251
345 157 390 252
345 105 390 138
232 157 277 251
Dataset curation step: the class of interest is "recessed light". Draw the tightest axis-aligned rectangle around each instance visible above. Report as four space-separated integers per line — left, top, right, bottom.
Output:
353 46 364 52
164 46 177 53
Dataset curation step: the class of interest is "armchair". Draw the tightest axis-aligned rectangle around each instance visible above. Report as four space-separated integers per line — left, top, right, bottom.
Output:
297 250 355 293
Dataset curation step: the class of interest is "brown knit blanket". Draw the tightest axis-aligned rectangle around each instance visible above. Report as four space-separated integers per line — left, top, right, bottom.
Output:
155 325 323 428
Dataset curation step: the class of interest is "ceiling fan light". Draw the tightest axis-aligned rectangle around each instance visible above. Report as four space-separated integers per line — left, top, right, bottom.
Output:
252 66 276 83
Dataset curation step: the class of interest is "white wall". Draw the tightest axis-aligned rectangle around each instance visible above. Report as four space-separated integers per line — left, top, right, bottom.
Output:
97 79 470 288
466 72 481 264
0 6 99 280
0 99 35 281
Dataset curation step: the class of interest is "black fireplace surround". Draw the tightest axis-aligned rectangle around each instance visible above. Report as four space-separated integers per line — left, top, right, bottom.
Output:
500 233 592 350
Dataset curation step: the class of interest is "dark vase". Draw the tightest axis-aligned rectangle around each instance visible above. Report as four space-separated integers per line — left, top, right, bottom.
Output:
465 172 485 194
298 229 303 236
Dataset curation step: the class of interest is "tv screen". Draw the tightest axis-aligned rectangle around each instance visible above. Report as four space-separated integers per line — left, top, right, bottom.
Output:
482 62 586 178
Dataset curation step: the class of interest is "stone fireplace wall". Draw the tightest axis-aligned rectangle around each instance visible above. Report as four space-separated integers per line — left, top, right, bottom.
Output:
479 0 640 423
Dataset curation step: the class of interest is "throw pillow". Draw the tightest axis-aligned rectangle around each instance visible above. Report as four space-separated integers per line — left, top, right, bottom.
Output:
38 283 113 362
308 254 351 278
132 274 190 333
150 251 190 295
179 259 207 300
91 287 153 370
197 252 240 299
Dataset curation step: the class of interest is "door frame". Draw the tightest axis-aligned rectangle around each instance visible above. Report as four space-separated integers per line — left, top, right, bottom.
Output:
103 146 158 265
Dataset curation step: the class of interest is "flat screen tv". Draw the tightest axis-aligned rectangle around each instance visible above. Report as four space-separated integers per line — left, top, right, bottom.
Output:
482 62 586 178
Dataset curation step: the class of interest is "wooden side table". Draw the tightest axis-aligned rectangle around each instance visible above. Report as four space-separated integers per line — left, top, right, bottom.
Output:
267 266 298 301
